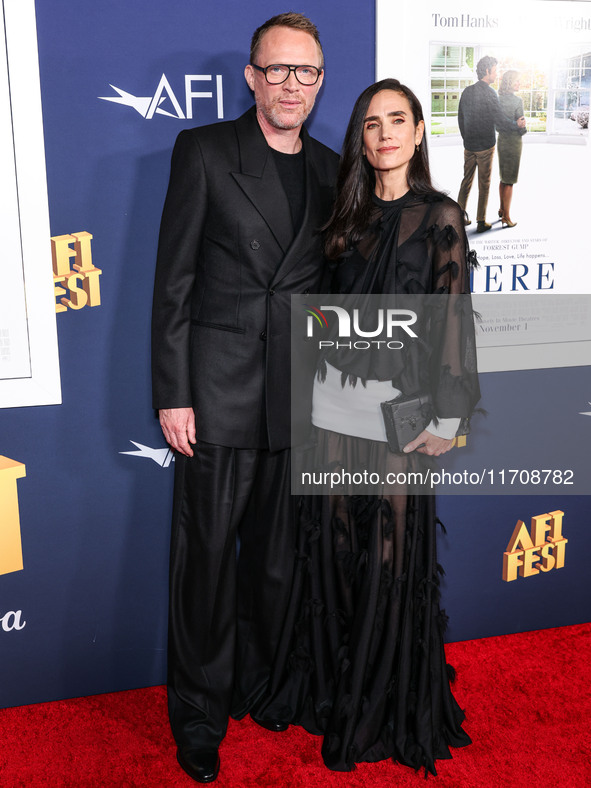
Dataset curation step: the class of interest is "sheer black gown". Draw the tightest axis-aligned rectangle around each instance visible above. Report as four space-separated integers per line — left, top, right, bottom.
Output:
253 191 480 776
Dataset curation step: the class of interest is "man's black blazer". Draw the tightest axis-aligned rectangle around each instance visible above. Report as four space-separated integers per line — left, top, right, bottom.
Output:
152 107 339 451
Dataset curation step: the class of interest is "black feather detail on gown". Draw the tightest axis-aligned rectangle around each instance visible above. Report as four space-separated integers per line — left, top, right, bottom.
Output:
253 192 478 775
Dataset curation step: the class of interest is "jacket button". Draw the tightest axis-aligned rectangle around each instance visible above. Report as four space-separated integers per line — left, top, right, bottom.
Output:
259 330 267 341
250 240 260 250
303 289 309 295
269 289 275 296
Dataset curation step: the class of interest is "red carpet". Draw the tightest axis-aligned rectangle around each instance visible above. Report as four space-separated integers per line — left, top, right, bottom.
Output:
1 623 589 787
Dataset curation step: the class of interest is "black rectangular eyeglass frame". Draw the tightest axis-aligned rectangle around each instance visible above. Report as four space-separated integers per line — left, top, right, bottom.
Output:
250 63 323 85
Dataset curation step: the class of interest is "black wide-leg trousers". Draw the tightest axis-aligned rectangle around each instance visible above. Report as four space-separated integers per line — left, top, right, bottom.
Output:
167 441 295 749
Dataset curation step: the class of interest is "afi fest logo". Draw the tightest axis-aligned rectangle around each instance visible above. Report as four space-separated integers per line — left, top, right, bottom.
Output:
0 456 27 633
304 305 418 350
99 74 224 120
0 456 25 576
502 510 567 582
51 232 101 313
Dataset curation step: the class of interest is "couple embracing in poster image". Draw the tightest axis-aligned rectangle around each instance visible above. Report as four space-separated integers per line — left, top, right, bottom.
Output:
152 11 479 784
457 55 527 232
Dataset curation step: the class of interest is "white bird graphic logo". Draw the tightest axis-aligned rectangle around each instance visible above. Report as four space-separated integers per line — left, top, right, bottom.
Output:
119 441 174 468
99 75 185 119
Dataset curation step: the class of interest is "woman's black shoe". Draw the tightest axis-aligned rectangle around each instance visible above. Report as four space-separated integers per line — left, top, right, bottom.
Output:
251 715 289 732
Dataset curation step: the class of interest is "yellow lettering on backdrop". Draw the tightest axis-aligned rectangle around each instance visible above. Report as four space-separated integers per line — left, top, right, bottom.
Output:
502 511 567 582
51 232 102 312
0 456 26 576
506 520 535 552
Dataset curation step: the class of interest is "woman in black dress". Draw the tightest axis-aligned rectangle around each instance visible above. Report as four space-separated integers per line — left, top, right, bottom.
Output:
256 79 480 776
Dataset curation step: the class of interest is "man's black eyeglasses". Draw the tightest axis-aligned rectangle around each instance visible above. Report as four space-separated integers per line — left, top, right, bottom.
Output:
250 63 322 86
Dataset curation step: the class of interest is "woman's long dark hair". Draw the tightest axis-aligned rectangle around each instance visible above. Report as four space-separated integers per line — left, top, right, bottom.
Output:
325 78 436 259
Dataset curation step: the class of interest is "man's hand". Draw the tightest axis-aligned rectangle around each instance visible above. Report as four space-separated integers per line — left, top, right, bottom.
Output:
517 116 526 128
159 407 196 457
403 429 453 457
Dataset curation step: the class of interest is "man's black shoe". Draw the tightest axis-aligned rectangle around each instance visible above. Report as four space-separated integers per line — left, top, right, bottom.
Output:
176 747 220 783
251 715 289 732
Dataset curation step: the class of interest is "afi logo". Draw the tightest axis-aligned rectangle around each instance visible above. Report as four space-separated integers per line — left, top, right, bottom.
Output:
99 74 224 120
120 441 174 468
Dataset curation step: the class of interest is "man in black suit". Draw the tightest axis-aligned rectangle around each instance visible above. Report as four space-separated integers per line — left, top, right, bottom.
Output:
151 12 338 783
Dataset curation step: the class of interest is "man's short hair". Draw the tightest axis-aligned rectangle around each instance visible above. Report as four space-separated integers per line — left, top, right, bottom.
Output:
250 12 324 68
476 56 498 80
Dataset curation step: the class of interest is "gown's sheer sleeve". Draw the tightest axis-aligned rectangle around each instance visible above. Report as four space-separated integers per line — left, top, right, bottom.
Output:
426 199 480 424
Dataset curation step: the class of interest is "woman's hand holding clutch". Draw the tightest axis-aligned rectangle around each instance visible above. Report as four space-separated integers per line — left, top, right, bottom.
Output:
403 429 453 457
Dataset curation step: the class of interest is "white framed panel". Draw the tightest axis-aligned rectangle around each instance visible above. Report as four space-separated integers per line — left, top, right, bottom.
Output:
0 0 60 407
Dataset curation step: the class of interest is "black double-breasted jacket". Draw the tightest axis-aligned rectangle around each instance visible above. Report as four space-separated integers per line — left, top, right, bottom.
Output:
152 107 339 451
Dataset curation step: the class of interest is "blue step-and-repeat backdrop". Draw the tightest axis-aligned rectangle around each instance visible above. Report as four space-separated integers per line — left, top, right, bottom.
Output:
0 0 589 709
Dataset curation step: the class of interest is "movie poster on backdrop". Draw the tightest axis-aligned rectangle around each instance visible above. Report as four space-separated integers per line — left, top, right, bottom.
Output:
0 0 60 408
376 0 591 370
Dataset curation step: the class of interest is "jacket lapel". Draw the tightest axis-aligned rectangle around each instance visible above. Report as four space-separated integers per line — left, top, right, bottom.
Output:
231 108 293 254
271 128 331 287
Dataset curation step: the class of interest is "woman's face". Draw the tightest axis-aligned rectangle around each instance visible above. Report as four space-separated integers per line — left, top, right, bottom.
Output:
362 90 424 178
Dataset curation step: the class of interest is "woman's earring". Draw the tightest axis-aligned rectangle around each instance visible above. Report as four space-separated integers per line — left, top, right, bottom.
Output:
415 143 420 153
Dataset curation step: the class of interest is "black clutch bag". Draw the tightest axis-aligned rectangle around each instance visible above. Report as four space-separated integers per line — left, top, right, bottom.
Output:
380 393 431 454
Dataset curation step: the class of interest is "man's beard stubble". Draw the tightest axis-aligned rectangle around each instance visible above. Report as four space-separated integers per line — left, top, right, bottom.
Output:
256 91 315 131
